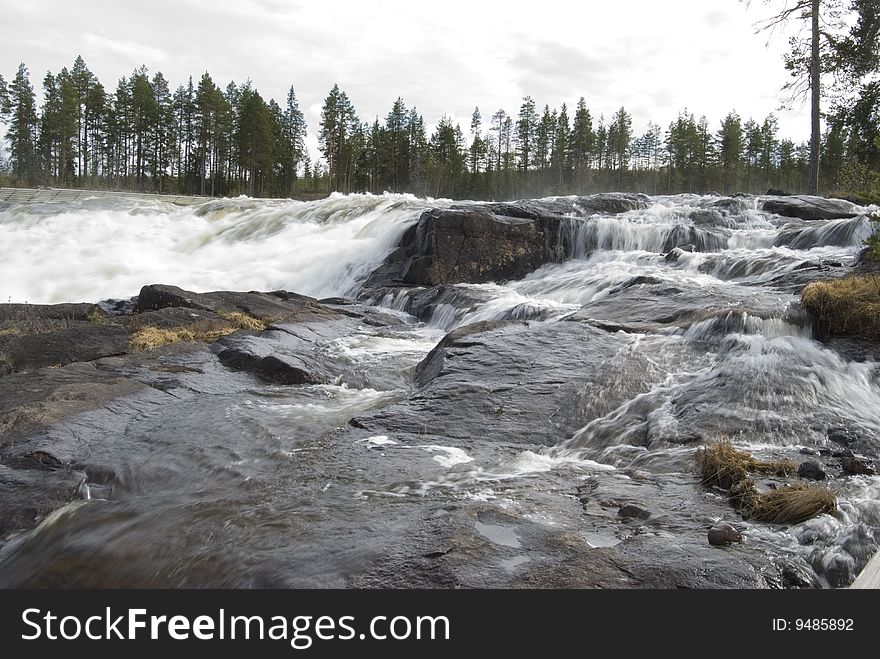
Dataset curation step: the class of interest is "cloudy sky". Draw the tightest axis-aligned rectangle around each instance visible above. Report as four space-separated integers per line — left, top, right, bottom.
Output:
1 0 810 160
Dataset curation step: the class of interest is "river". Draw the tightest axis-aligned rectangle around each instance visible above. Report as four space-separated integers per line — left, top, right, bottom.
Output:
0 192 878 587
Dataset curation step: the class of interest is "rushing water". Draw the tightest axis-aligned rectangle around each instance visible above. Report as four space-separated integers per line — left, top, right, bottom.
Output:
1 192 878 588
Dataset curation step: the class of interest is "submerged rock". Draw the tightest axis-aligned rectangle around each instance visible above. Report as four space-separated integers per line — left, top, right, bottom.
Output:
618 504 651 520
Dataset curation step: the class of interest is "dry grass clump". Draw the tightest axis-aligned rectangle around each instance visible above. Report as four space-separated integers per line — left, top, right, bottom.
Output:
130 312 267 351
696 441 794 488
746 484 837 524
695 440 833 525
218 311 269 331
801 275 880 338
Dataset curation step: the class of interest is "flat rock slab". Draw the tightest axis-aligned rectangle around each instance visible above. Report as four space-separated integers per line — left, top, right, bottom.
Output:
136 284 339 322
0 361 147 445
0 302 103 324
760 195 863 220
0 323 131 375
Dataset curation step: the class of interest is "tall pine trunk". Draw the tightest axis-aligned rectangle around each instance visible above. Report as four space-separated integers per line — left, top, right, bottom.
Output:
807 0 820 195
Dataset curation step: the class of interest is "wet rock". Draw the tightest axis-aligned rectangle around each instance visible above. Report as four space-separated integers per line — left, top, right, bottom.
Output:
0 361 148 445
97 297 138 316
760 194 862 220
124 307 224 330
842 456 875 476
0 302 104 324
766 188 790 196
215 332 328 386
689 209 724 226
661 225 727 253
780 559 820 588
618 504 651 520
576 478 599 504
136 284 338 322
708 522 743 546
414 320 514 386
797 460 826 481
365 194 648 288
799 447 817 455
0 323 131 376
828 426 857 447
218 348 321 385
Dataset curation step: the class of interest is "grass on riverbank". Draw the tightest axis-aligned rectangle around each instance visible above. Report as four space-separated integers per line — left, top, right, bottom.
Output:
130 311 268 351
696 441 834 525
801 275 880 338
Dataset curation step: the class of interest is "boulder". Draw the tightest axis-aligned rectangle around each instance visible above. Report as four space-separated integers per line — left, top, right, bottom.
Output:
797 460 826 480
708 523 743 546
365 193 649 288
760 195 862 220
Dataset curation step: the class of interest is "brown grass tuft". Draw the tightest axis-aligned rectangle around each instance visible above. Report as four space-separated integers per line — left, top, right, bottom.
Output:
696 441 794 489
218 311 269 331
130 311 267 352
746 483 837 524
695 440 830 525
802 275 880 338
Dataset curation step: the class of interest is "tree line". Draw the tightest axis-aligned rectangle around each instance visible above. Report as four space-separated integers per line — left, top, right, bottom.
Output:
1 55 878 200
0 57 306 198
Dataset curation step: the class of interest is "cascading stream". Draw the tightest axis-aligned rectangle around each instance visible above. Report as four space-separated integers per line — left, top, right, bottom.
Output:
1 191 878 588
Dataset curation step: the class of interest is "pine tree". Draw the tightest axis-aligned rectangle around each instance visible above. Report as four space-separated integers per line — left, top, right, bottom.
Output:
194 72 225 195
382 97 409 191
150 71 175 192
172 78 196 192
515 96 537 173
469 106 485 176
759 114 779 191
490 109 507 174
716 111 744 193
571 98 594 191
751 0 880 194
429 116 466 198
535 104 554 172
408 108 428 195
744 118 763 192
553 103 571 193
608 106 633 187
129 66 157 190
5 64 39 185
282 85 307 195
70 56 100 179
319 84 358 192
236 87 274 196
38 69 78 186
0 73 8 118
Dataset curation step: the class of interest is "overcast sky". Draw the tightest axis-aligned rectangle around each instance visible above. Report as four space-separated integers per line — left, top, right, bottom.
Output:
1 0 811 161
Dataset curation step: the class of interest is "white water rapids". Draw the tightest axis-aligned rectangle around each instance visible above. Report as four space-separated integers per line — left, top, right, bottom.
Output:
0 193 441 304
